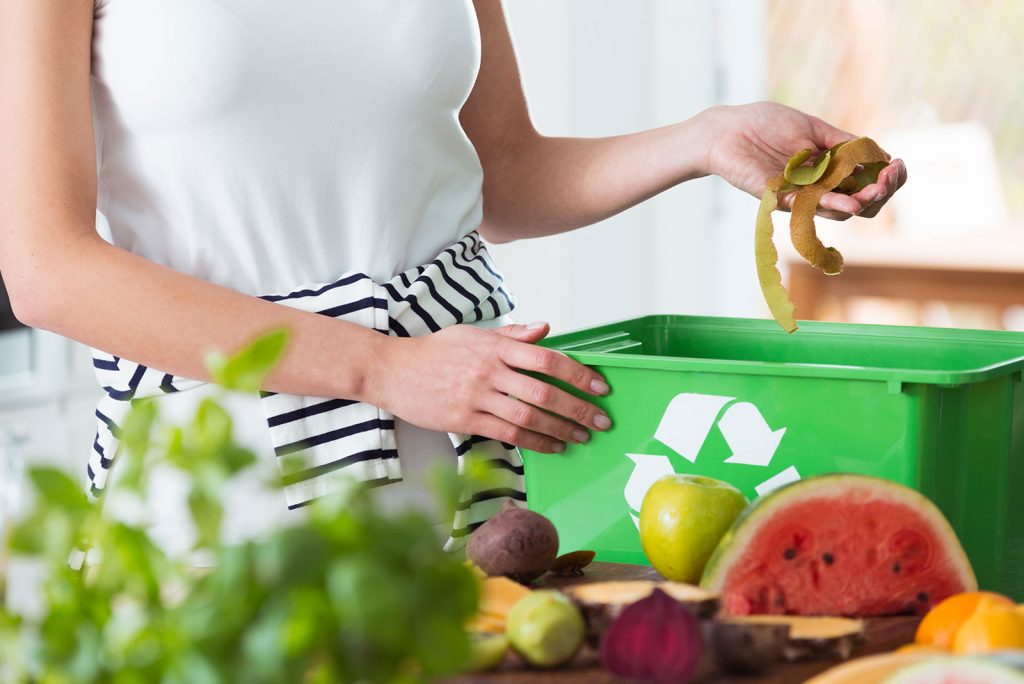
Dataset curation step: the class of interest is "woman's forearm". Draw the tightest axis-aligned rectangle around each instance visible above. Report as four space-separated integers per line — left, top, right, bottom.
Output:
16 234 385 401
463 1 716 244
8 232 614 453
476 113 714 243
0 1 383 403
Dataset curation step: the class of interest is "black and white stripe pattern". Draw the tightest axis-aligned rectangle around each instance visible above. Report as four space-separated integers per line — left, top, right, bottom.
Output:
89 232 524 550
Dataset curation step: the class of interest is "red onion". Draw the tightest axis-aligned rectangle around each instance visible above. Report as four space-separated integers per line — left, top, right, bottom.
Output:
600 588 702 684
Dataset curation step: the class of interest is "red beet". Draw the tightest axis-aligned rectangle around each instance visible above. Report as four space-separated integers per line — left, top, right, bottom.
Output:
600 588 702 684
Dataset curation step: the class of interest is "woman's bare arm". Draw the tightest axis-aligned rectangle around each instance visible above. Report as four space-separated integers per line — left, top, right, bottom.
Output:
0 0 611 452
0 0 391 400
462 0 906 243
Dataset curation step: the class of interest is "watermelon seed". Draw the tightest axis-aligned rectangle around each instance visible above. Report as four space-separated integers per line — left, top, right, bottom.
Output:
917 592 928 603
783 548 797 560
822 553 834 565
892 562 901 574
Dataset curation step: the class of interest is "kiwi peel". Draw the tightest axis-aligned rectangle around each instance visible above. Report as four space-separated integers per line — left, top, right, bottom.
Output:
784 148 833 186
789 137 889 275
756 184 798 333
755 137 890 332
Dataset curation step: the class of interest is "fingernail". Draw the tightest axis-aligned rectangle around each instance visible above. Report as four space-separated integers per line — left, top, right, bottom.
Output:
527 322 546 331
594 414 612 430
551 442 565 453
590 379 610 395
572 429 589 443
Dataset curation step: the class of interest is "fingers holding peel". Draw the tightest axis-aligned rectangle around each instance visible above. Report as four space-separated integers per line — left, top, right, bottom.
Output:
780 158 907 220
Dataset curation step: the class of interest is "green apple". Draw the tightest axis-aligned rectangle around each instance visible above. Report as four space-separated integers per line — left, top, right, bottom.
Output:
639 474 748 584
464 633 509 673
505 590 585 668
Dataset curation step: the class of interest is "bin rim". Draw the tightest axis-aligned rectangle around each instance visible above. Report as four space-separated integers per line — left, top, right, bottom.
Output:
543 315 1024 387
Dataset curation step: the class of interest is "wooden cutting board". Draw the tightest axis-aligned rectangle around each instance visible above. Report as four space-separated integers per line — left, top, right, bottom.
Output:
446 562 921 684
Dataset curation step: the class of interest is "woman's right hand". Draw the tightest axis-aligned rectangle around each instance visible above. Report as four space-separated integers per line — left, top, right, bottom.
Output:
370 323 612 453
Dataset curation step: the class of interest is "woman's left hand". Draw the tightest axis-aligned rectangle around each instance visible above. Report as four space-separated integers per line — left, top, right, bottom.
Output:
698 102 908 221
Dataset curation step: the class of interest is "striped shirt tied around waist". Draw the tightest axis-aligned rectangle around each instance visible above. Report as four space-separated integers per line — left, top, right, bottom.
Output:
88 232 525 549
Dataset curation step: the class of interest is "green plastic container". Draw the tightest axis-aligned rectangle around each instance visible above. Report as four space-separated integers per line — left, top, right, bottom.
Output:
522 315 1024 599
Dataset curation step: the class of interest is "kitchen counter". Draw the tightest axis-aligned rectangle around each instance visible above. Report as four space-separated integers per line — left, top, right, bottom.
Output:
448 562 921 684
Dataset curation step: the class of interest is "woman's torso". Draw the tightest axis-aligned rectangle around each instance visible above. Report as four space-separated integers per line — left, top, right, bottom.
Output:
89 1 490 551
91 0 485 293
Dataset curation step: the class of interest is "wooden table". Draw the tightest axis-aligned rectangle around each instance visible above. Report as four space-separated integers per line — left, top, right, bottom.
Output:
782 230 1024 327
447 562 920 684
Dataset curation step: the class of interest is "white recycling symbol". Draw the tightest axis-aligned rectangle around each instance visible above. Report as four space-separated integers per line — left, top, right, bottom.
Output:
624 393 802 529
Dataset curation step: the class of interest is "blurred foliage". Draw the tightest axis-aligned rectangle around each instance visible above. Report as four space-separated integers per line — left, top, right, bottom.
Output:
0 331 480 683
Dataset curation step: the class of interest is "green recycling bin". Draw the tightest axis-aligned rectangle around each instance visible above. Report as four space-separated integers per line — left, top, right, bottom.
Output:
521 315 1024 599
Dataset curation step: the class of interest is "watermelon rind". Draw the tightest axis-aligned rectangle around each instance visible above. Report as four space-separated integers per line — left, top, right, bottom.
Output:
984 651 1024 672
699 474 976 604
881 657 1024 684
804 652 932 684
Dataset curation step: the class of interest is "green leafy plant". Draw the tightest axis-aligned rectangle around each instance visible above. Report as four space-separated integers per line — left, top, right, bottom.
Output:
0 330 481 683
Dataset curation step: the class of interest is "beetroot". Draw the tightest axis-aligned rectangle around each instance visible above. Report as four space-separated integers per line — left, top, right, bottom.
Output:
467 500 559 583
600 588 702 684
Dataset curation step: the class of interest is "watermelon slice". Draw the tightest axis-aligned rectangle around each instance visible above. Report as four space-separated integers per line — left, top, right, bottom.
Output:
701 474 976 617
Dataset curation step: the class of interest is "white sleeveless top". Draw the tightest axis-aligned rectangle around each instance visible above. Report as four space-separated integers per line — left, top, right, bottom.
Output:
90 0 491 554
91 0 484 293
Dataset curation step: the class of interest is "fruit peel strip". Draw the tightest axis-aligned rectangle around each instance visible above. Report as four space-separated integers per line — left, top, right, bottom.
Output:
756 185 798 334
755 137 890 333
789 137 889 275
784 148 833 186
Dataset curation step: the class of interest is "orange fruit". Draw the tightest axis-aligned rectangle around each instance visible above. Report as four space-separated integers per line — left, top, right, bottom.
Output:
915 591 1015 649
951 602 1024 654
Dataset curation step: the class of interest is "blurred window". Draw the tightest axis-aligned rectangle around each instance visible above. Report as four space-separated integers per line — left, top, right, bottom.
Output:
766 0 1024 223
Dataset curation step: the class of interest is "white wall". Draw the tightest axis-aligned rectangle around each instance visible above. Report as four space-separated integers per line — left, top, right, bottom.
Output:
491 0 767 332
0 330 99 511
